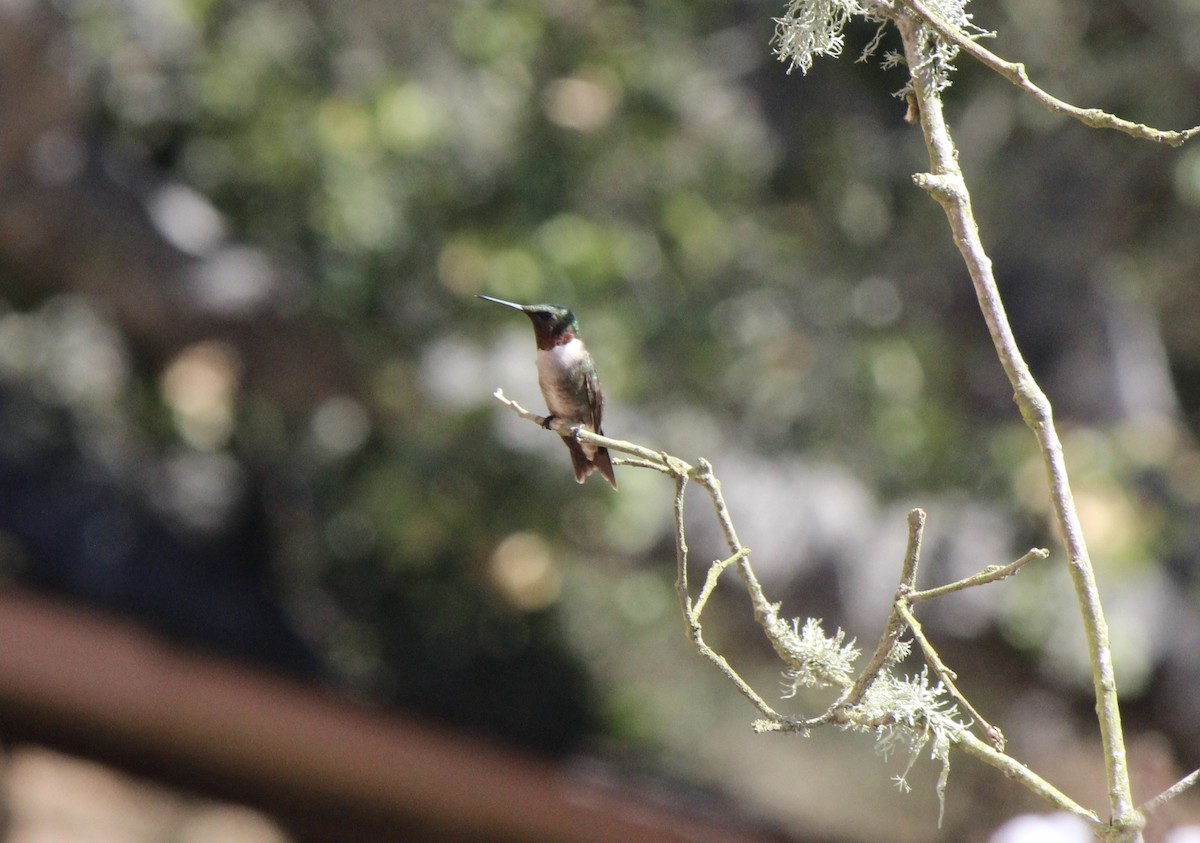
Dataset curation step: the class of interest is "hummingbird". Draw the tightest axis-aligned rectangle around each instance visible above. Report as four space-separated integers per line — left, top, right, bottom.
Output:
479 295 617 489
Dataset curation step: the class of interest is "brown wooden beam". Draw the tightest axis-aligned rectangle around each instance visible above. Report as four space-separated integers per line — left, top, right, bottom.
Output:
0 590 789 843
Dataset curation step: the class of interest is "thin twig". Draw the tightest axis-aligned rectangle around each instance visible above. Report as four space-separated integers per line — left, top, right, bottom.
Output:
839 509 926 710
613 456 674 474
909 547 1049 603
954 731 1101 825
491 388 551 427
898 508 925 592
1140 768 1200 816
673 472 692 617
896 0 1200 146
895 601 1004 749
689 626 790 722
671 474 787 723
491 389 682 468
691 459 744 553
695 549 751 619
690 459 779 632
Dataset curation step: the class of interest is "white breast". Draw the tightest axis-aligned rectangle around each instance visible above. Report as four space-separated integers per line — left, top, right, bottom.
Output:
536 339 591 423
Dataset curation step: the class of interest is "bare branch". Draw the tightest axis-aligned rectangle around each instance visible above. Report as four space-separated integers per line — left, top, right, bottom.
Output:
492 388 550 426
690 459 781 637
898 508 925 592
492 388 681 467
673 472 692 614
909 547 1049 603
954 731 1101 825
613 456 675 475
895 601 1003 749
670 471 788 724
1140 768 1200 816
896 0 1200 146
695 549 751 619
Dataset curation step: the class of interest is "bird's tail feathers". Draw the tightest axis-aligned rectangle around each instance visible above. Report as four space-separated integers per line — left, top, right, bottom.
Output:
592 447 617 490
567 440 618 490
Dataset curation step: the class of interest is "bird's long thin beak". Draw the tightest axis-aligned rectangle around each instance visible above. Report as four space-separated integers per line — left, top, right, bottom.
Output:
477 295 526 311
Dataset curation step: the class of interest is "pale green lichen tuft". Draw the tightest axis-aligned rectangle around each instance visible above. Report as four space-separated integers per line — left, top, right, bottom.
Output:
771 0 881 75
776 617 860 696
843 667 967 826
772 0 994 91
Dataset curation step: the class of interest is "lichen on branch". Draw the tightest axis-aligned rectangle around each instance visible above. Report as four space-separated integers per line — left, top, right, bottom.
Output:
490 390 1082 827
772 0 990 89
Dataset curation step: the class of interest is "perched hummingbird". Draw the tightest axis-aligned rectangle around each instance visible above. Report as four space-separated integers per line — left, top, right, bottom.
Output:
479 295 617 489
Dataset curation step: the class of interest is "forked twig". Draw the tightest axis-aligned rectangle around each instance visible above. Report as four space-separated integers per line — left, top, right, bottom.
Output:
839 509 925 710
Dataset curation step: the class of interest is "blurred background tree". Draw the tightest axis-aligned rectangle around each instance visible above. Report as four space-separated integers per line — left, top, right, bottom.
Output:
1 0 1200 839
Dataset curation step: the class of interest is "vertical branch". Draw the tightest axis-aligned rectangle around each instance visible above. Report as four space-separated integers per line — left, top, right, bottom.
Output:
894 12 1139 837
